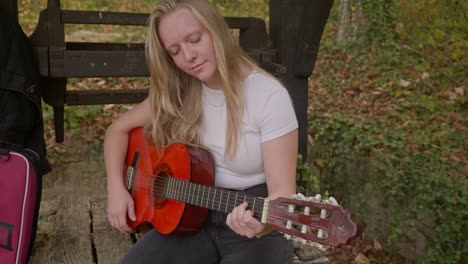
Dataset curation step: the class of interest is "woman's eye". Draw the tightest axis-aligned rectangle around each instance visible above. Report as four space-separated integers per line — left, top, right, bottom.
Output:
169 49 180 56
189 36 201 43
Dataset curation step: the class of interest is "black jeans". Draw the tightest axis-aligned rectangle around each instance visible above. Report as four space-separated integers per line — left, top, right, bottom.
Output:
119 184 293 264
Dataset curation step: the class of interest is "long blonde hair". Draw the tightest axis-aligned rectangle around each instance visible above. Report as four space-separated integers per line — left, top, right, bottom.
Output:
144 0 258 158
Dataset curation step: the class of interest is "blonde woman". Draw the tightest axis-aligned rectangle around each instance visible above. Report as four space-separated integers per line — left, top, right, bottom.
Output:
104 0 298 263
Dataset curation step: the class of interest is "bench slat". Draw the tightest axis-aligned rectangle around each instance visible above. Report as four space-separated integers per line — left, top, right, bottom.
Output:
62 10 148 26
66 89 147 105
61 50 147 77
61 10 260 30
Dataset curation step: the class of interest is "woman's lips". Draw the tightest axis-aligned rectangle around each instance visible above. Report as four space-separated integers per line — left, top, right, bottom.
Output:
192 62 205 72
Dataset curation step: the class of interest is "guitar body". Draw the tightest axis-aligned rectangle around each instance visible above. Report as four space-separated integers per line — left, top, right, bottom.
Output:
125 127 215 234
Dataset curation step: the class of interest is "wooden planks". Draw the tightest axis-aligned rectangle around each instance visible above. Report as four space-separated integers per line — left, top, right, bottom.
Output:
92 197 134 264
29 195 94 263
29 158 135 264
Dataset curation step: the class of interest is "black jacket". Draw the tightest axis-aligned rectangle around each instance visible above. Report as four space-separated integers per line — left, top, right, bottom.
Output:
0 8 51 175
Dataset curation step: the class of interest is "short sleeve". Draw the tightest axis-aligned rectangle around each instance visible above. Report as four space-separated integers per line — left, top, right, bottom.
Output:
259 87 298 142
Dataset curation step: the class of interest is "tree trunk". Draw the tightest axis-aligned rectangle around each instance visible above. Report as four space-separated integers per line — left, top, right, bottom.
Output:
337 0 366 45
336 0 351 44
350 1 365 43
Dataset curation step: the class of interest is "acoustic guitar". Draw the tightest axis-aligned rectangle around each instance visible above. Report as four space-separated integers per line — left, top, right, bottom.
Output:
124 127 357 247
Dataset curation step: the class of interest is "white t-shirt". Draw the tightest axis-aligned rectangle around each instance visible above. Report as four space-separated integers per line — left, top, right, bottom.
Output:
201 71 298 190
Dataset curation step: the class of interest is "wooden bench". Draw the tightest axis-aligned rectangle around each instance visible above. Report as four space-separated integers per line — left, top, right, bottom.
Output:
4 0 334 161
29 0 285 143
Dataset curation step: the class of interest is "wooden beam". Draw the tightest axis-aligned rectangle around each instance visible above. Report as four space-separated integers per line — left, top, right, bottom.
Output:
0 0 18 22
269 0 333 160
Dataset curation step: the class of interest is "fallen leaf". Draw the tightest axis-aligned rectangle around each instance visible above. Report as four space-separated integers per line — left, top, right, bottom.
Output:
374 239 383 250
103 104 115 111
454 87 464 96
315 159 326 168
399 79 411 87
421 72 430 80
353 253 370 264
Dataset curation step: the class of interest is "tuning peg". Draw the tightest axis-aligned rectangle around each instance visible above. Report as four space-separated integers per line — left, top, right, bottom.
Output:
314 194 322 201
328 197 338 205
321 196 339 205
292 193 306 200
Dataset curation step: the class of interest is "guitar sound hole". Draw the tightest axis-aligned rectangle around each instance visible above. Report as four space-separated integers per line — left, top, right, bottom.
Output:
151 174 169 209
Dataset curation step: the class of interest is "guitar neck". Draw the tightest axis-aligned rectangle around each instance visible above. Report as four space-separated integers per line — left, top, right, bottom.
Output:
161 176 267 223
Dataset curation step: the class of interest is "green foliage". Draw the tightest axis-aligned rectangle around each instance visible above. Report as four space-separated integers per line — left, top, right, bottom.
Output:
303 1 466 261
308 110 466 263
296 154 321 196
42 103 114 146
211 0 269 21
360 0 398 47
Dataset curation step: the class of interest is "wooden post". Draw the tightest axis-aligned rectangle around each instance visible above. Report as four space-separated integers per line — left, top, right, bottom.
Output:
0 0 18 22
269 0 333 160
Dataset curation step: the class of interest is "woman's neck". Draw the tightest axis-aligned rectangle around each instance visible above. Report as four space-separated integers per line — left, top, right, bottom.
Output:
204 64 254 90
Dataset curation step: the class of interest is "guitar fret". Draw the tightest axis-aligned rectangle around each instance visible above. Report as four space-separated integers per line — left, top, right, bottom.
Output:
195 184 199 206
206 186 210 208
184 180 188 203
171 178 175 200
181 181 184 203
185 181 189 203
174 179 178 200
252 197 256 215
167 177 171 198
175 179 179 201
211 188 216 209
191 183 195 205
172 178 176 200
182 180 186 202
166 177 170 199
165 177 169 198
177 180 184 201
179 180 185 202
177 179 182 201
225 192 230 213
234 193 238 209
186 181 189 203
218 190 223 211
200 185 205 205
189 181 193 204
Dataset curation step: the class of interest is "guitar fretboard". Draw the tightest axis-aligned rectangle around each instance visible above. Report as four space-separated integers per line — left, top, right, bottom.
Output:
159 176 266 222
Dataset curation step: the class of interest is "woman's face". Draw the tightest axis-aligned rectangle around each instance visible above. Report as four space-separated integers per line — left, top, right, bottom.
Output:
158 7 220 88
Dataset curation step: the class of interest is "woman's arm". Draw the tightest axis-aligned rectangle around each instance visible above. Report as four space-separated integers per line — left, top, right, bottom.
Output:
263 129 298 200
104 98 151 234
227 129 298 238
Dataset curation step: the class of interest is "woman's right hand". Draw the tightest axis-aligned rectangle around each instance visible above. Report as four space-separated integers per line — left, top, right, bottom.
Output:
107 185 136 234
104 98 150 234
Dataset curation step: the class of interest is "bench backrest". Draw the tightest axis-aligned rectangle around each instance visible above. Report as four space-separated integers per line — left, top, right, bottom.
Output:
28 0 285 142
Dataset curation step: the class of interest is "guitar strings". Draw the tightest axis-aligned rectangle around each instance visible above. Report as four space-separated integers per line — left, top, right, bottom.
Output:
132 176 330 220
132 178 330 222
152 178 267 217
129 177 332 238
131 177 279 222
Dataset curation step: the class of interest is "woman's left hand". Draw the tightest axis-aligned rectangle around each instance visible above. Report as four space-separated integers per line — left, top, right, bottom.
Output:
226 202 265 238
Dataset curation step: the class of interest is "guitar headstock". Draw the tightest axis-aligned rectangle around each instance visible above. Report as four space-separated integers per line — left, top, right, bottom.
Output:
267 193 357 248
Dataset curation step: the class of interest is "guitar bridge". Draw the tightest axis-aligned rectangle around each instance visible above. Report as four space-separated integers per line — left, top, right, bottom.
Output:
125 152 140 192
